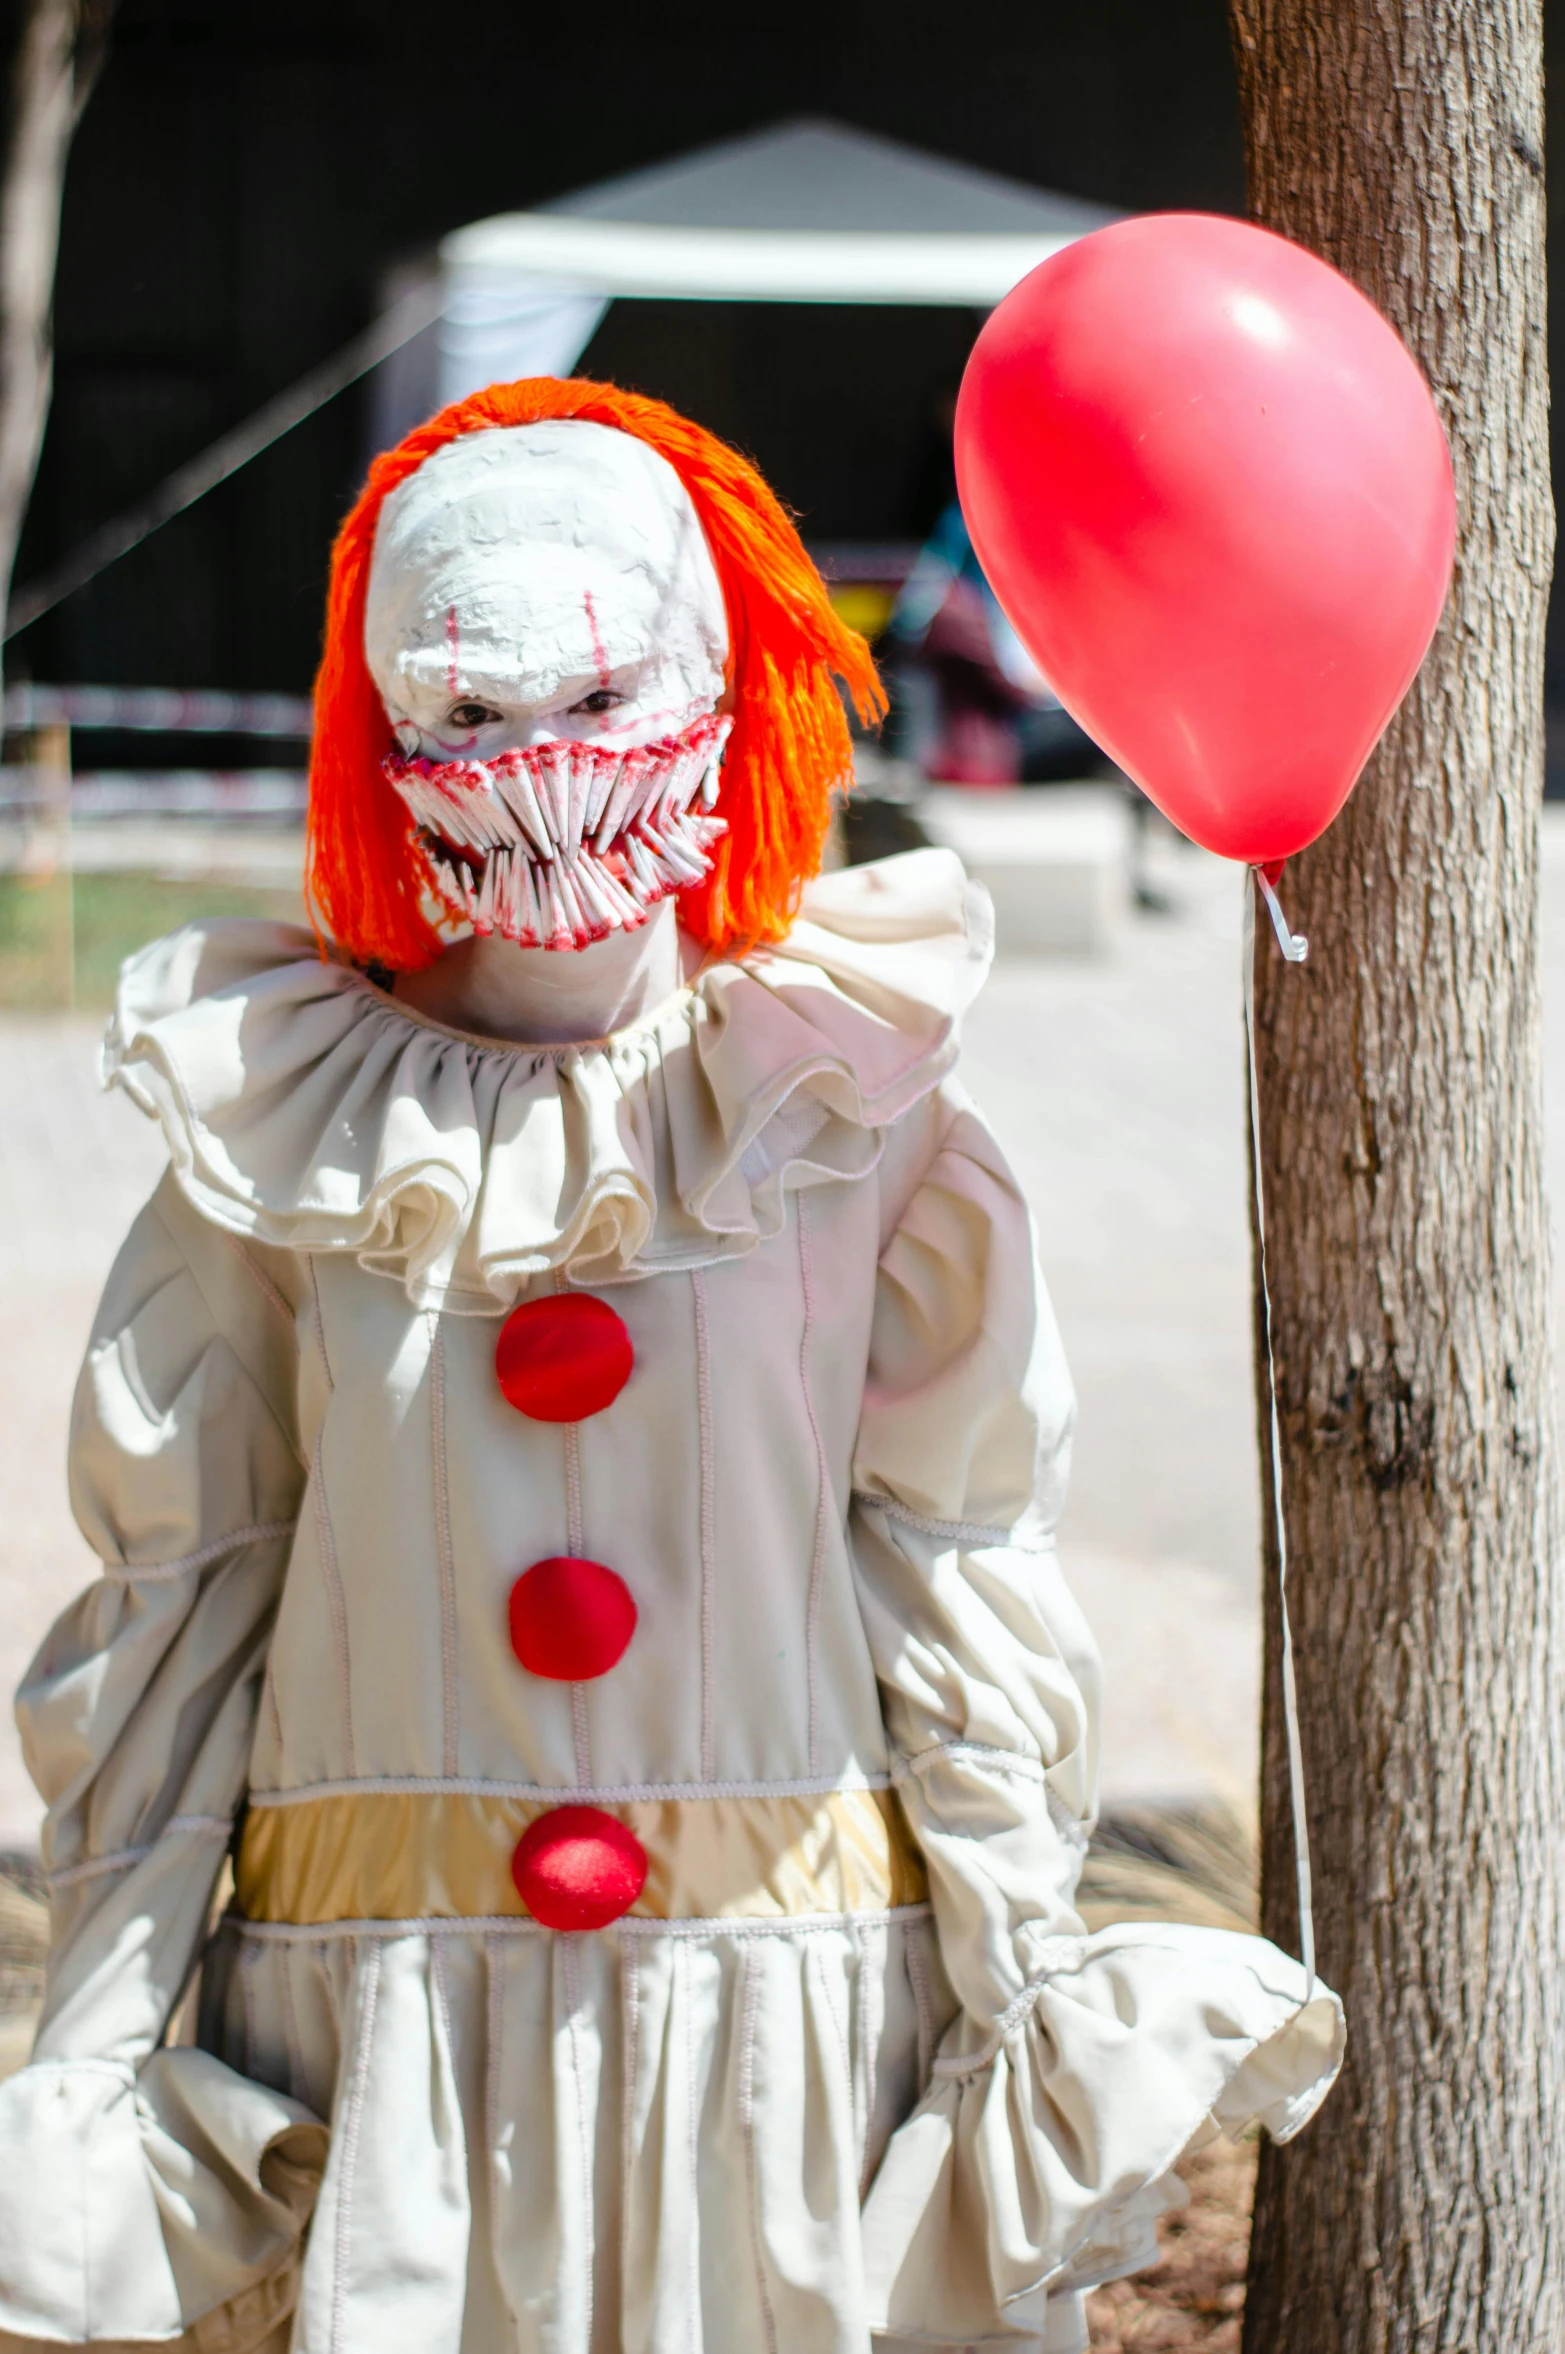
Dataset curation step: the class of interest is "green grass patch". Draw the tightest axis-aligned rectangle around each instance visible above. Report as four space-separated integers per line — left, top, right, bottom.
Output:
0 871 306 1011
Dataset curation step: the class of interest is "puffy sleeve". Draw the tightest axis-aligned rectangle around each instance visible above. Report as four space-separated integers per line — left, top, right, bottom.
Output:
850 1086 1343 2341
0 1171 324 2347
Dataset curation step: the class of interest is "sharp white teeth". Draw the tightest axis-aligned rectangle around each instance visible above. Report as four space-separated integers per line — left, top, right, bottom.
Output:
564 745 594 856
415 780 453 834
519 856 542 946
555 861 595 942
592 858 642 927
541 861 575 948
593 755 644 854
570 854 620 937
624 830 657 894
396 718 728 945
662 739 706 821
395 774 436 829
584 749 619 833
419 781 473 850
465 790 510 856
394 773 429 825
498 849 520 939
480 782 523 847
644 814 706 885
494 758 553 860
533 742 571 845
633 746 670 821
475 852 498 934
457 771 506 851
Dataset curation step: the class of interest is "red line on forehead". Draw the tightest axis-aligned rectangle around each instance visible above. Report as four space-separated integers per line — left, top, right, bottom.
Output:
446 604 460 698
583 590 611 692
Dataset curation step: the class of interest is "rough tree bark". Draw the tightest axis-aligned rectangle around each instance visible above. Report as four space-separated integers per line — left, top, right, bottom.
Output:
0 0 114 700
1225 4 1565 2347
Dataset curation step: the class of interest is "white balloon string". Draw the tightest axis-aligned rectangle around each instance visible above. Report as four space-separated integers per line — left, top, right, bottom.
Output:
1256 865 1310 963
1244 869 1316 1997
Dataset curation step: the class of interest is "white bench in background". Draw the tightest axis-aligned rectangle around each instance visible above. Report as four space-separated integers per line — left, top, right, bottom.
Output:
919 782 1133 955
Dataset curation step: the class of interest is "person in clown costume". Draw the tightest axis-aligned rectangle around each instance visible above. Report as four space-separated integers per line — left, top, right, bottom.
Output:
0 380 1341 2354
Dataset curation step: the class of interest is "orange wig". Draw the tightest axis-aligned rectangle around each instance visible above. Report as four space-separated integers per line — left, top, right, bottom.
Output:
306 377 885 970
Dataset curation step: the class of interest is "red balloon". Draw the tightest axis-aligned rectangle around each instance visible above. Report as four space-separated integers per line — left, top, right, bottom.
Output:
509 1556 637 1681
955 214 1455 866
511 1806 648 1931
495 1294 632 1423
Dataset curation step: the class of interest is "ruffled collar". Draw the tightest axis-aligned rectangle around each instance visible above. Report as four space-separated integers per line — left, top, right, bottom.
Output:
103 849 992 1310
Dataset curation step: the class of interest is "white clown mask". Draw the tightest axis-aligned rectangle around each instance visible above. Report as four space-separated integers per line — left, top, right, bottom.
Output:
364 420 731 951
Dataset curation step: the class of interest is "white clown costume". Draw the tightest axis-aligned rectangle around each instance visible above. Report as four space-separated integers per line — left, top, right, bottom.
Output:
0 384 1342 2354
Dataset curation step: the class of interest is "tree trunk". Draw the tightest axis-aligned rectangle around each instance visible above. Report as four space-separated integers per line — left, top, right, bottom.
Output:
0 0 113 701
1226 3 1565 2347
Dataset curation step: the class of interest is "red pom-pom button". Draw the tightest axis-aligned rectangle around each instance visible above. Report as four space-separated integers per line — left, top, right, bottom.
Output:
496 1294 632 1423
509 1556 637 1681
511 1806 648 1931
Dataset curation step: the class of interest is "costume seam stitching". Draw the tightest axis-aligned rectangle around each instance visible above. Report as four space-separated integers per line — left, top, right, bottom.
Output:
852 1918 875 2198
485 1934 503 2177
231 1903 935 1943
904 1924 935 2084
224 1232 295 1330
278 1944 306 2107
244 1771 891 1807
815 1938 853 2112
852 1493 1050 1548
262 1650 285 1756
620 1943 641 2308
929 1940 1091 2079
798 1196 829 1777
46 1815 230 1888
893 1742 1049 1786
429 1317 460 1778
558 1278 591 1789
738 1947 780 2354
429 1934 454 2066
683 1940 702 2327
99 1520 298 1582
148 1196 308 1474
308 1255 335 1389
239 1934 261 2079
692 1267 716 1784
312 1437 355 1777
329 1936 380 2354
561 1936 595 2347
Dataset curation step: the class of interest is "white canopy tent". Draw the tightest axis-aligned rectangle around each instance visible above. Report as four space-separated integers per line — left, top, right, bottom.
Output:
10 119 1116 647
373 118 1115 443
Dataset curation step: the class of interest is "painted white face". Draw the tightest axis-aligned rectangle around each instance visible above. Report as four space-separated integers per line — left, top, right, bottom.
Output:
364 420 731 951
365 419 728 758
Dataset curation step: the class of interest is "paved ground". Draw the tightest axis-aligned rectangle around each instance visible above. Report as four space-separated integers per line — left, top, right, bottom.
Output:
4 820 1565 1846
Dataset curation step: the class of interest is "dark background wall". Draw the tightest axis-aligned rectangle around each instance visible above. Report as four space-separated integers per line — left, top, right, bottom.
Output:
11 0 1565 728
9 0 1247 697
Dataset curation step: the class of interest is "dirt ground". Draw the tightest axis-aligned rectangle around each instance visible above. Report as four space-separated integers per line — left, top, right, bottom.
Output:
1087 2137 1258 2350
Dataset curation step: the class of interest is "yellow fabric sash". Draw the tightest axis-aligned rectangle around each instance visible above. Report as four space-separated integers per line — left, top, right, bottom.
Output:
236 1787 927 1926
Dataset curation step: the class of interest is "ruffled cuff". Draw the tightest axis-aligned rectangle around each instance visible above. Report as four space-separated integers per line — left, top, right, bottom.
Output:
860 1921 1344 2340
0 2048 325 2342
